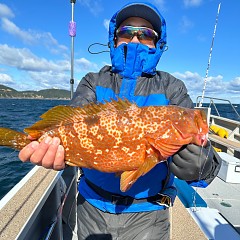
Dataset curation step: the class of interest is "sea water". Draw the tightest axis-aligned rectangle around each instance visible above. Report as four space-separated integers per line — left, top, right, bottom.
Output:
0 99 69 200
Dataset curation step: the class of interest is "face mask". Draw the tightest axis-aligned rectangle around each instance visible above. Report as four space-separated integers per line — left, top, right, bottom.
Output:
111 42 162 77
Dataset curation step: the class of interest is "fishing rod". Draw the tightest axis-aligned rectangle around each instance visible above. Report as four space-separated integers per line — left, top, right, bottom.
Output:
69 0 76 99
192 3 222 211
198 3 221 107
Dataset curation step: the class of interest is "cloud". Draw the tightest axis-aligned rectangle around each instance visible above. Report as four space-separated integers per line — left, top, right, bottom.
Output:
0 44 99 91
75 57 99 71
172 71 240 103
103 19 109 31
1 18 68 53
229 77 240 91
0 3 14 18
1 18 36 44
0 44 69 72
78 0 104 16
183 0 203 8
0 73 14 84
0 7 68 54
153 0 167 10
179 16 194 33
28 71 71 90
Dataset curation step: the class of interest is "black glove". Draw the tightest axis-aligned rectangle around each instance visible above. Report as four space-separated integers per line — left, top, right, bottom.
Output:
170 142 214 181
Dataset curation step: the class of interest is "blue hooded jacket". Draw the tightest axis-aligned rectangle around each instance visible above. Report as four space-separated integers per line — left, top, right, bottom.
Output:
72 2 220 214
76 2 179 214
74 2 196 214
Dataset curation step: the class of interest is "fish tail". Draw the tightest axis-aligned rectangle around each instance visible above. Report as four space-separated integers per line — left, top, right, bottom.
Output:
0 127 31 150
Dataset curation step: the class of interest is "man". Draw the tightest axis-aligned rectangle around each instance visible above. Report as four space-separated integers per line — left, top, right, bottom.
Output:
19 2 221 239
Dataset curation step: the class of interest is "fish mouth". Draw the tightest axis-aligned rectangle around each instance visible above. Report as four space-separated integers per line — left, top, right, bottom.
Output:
194 110 209 146
193 133 208 146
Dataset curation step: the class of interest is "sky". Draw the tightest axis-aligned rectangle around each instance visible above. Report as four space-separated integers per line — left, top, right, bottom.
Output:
0 0 239 104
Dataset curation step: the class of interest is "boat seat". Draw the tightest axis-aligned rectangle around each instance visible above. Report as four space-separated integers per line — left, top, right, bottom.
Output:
209 134 240 151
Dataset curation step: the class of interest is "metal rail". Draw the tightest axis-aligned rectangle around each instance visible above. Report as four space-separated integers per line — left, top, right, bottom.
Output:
196 96 240 120
69 0 76 99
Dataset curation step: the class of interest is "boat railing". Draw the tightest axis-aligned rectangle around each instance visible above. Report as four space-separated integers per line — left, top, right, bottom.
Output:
196 96 240 158
196 96 240 121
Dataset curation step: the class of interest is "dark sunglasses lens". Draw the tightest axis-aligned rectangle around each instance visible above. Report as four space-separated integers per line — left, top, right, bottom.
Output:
139 29 156 40
116 28 133 39
116 26 157 44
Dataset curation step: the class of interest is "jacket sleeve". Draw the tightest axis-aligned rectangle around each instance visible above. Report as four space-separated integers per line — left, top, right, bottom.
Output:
70 72 97 107
162 72 194 108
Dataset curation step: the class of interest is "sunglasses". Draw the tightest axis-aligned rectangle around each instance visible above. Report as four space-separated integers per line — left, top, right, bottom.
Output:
116 26 158 45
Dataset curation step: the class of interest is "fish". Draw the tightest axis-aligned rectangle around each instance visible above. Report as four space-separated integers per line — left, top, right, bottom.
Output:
0 99 208 192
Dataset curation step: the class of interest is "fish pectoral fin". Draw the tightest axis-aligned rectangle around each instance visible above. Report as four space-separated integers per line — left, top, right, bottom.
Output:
120 155 158 192
147 137 182 158
155 140 182 158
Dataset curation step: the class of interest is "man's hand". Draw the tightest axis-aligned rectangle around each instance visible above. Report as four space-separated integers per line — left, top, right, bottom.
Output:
19 136 65 170
170 142 213 181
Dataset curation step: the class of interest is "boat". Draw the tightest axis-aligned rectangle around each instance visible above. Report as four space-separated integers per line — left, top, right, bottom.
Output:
0 2 240 240
0 96 239 240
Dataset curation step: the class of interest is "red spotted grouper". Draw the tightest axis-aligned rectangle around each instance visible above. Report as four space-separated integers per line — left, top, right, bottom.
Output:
0 99 208 192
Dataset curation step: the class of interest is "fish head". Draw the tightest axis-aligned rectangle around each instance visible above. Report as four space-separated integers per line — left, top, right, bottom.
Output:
146 106 209 159
172 108 209 147
192 109 209 146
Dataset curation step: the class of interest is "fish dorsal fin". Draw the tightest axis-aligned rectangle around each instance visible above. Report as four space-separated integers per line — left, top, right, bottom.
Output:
24 105 86 138
24 98 133 139
106 98 133 111
79 98 133 115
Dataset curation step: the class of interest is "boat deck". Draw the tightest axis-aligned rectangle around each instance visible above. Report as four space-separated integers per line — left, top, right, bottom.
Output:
0 166 239 239
0 166 210 240
196 176 240 234
171 197 207 239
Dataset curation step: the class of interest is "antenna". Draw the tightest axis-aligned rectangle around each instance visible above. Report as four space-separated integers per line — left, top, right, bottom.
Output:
198 3 221 107
69 0 76 99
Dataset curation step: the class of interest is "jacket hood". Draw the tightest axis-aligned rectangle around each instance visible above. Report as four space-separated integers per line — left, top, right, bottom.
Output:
108 2 167 76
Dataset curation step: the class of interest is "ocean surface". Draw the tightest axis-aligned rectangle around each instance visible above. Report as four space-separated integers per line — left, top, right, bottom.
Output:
0 99 69 200
0 98 239 200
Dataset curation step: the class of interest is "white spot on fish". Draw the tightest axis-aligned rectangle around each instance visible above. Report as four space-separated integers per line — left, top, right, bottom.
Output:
97 134 103 140
146 149 151 154
96 150 102 155
127 152 136 157
69 131 75 138
137 133 144 140
121 117 129 125
122 147 130 153
161 129 170 139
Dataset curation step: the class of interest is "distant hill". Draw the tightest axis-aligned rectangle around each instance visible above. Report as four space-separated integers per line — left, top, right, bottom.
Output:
0 84 71 99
